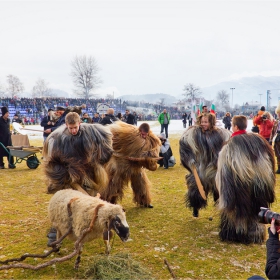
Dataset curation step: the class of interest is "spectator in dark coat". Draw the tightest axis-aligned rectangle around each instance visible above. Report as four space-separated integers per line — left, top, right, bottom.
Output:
124 109 135 125
0 106 15 169
92 112 100 123
265 218 280 279
12 114 23 124
182 113 187 128
117 112 123 121
40 108 55 142
44 106 66 134
222 112 232 130
99 108 118 125
133 112 138 126
188 113 193 126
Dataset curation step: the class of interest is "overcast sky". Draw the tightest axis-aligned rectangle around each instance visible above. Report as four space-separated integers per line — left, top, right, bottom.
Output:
1 0 280 100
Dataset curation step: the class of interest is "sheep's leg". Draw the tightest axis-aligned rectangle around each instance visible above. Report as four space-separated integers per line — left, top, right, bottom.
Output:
103 230 113 254
104 240 111 255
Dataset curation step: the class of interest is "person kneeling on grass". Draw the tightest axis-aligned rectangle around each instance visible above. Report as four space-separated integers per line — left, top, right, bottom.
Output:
157 133 174 169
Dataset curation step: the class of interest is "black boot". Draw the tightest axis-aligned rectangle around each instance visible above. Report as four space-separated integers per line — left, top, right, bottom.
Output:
47 227 57 247
276 165 280 174
193 208 199 217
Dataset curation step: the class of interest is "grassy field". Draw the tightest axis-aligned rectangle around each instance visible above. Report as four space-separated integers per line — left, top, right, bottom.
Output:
0 129 279 279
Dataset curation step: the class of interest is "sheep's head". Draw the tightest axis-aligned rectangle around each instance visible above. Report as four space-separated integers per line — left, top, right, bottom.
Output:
108 211 129 242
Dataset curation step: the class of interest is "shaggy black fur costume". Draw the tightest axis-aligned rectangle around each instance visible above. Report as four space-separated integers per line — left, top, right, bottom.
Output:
217 133 275 244
179 126 231 214
43 123 113 196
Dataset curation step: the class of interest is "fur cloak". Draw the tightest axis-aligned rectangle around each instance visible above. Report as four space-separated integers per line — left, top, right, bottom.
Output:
216 133 275 244
100 121 161 205
179 126 231 211
43 123 113 196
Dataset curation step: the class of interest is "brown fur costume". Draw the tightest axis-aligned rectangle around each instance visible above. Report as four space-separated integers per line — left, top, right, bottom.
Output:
179 125 231 215
43 123 113 196
216 133 275 244
100 121 161 205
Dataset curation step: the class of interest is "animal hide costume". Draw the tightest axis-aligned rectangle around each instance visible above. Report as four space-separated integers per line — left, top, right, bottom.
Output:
216 133 275 244
179 126 231 216
100 121 161 206
270 101 280 173
49 104 86 123
43 123 113 196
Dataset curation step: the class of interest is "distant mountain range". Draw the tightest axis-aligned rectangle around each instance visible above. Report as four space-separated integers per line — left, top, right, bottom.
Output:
119 76 280 107
19 76 280 108
119 93 178 106
201 76 280 107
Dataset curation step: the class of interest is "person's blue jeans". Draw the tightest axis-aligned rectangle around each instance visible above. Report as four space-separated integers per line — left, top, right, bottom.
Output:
160 124 169 138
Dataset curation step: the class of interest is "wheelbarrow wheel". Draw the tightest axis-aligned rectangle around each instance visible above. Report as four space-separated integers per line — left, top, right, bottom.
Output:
26 156 40 169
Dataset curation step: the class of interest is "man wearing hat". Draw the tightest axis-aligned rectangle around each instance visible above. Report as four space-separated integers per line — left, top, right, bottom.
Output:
0 106 15 169
40 108 55 142
44 106 66 134
12 114 23 124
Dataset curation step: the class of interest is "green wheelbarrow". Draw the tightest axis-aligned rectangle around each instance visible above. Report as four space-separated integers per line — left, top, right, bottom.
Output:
0 134 42 169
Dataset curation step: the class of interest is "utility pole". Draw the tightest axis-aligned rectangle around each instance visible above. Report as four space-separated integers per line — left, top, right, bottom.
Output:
266 89 280 110
259 94 263 106
230 88 235 109
267 90 271 110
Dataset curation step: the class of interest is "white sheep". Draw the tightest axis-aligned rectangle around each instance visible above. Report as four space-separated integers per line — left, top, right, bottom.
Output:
48 189 130 266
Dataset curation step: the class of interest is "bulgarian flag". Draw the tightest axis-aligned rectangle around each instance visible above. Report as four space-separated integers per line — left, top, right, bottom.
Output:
196 101 203 116
210 103 216 114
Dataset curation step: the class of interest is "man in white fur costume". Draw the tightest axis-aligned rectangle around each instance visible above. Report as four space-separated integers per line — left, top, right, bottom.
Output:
43 112 113 196
100 122 161 208
216 115 275 244
179 113 231 217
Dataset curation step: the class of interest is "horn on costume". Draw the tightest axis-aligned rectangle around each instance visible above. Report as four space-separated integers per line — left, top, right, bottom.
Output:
125 156 163 161
192 164 207 200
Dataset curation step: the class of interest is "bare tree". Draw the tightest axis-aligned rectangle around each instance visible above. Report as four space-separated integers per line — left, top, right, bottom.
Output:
70 55 101 99
0 80 5 97
216 90 229 107
106 93 114 99
32 78 52 98
182 83 201 101
159 98 165 106
6 75 24 98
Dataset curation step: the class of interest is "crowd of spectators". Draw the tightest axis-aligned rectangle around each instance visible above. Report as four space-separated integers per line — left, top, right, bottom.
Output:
0 97 188 124
0 97 267 125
